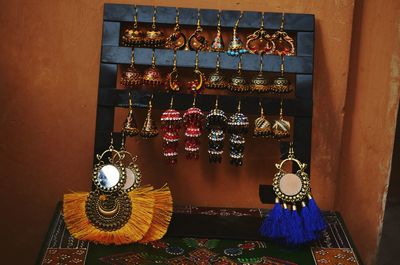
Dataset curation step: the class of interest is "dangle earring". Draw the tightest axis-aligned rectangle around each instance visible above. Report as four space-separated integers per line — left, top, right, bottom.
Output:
121 5 144 47
187 52 205 92
246 12 275 55
229 56 249 93
186 9 208 51
270 56 292 94
272 99 290 139
165 51 181 91
183 95 204 159
228 100 249 166
140 95 159 138
161 96 182 164
118 134 142 192
210 11 225 52
250 55 269 93
205 52 228 90
227 12 248 56
122 92 139 137
253 100 272 137
271 13 295 56
206 97 227 163
260 142 326 245
165 8 186 50
144 6 165 48
143 49 163 87
120 49 143 88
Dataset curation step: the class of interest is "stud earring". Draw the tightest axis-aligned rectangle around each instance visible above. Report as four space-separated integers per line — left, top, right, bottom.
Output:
271 13 295 56
122 92 139 137
206 97 227 163
227 12 248 56
187 52 205 92
272 99 290 139
210 11 225 52
165 51 181 91
161 96 182 164
205 52 228 90
140 95 159 138
143 49 163 87
183 95 204 160
253 100 272 137
165 8 186 50
186 9 208 51
246 12 275 55
229 56 249 93
121 5 144 47
270 56 292 94
228 100 249 166
250 55 269 93
144 6 165 48
120 49 143 88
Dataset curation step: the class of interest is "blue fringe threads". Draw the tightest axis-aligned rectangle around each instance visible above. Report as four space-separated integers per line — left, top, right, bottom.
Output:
260 198 283 239
287 205 307 245
280 203 291 239
307 194 327 232
300 201 318 242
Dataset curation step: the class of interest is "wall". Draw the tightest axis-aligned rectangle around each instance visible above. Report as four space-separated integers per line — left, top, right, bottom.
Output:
0 0 395 265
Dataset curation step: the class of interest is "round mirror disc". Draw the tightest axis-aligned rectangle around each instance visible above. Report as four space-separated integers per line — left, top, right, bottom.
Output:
279 173 302 196
97 165 121 188
122 168 137 190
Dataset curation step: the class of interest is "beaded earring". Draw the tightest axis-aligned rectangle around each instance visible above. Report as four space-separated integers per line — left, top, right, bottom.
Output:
253 100 272 137
272 99 290 139
250 55 269 93
187 52 205 92
271 13 295 56
144 6 165 48
120 49 143 88
270 56 292 94
140 95 159 138
246 12 275 55
205 52 228 90
121 5 144 47
143 49 163 87
227 12 248 56
229 56 249 93
206 97 227 163
210 11 225 52
183 95 204 159
122 91 139 137
228 100 249 166
165 51 181 92
186 9 208 51
165 8 186 50
161 96 182 164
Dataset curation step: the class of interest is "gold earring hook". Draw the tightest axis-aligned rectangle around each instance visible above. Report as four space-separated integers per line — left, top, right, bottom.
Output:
288 141 295 158
169 95 174 109
259 99 264 116
195 52 199 70
280 55 285 76
217 10 221 29
175 7 180 25
173 50 177 69
237 55 243 73
280 98 284 118
260 12 265 29
133 5 138 28
192 93 197 106
152 6 157 30
151 49 156 67
121 131 126 150
196 9 201 29
237 99 241 112
130 48 135 66
109 132 114 150
280 13 285 31
259 55 263 73
215 96 219 109
216 52 221 69
128 91 133 109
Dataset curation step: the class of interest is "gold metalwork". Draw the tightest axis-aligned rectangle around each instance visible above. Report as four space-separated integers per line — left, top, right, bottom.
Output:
210 11 225 52
229 56 249 92
246 12 275 55
270 56 292 94
120 49 142 88
272 99 290 139
166 51 180 91
140 95 159 138
186 9 208 51
165 8 186 50
121 6 144 47
253 100 271 137
187 52 205 92
270 13 295 56
250 55 269 92
143 49 163 86
122 92 140 136
144 6 165 48
205 52 228 89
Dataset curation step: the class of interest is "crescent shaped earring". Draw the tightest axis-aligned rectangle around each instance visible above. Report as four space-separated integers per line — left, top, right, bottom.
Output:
165 51 181 91
165 8 186 50
186 9 208 51
121 5 144 47
187 52 205 92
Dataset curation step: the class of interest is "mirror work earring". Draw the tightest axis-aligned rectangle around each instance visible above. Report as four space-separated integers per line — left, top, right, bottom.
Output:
227 12 248 56
210 11 224 52
140 95 159 138
165 8 186 50
206 97 227 163
118 135 142 192
183 95 204 159
260 143 326 245
250 55 269 93
246 12 275 55
143 49 163 87
206 52 228 90
165 51 181 91
144 6 165 48
161 96 182 164
186 9 208 51
271 13 295 56
229 56 249 93
121 6 143 46
120 49 142 88
253 101 271 137
228 101 249 166
272 100 290 139
270 56 292 94
123 92 139 137
187 52 205 92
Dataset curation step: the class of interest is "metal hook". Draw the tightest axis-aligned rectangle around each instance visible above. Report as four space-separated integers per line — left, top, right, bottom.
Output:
152 6 157 29
130 48 135 66
175 7 180 25
133 5 138 28
259 99 264 116
237 99 241 112
169 95 174 109
280 13 285 30
259 55 263 72
260 12 265 29
215 95 219 109
192 93 197 106
151 49 156 67
128 91 133 109
280 55 285 76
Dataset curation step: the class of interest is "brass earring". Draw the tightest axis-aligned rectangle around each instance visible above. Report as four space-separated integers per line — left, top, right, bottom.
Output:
227 12 248 56
228 100 249 166
250 55 269 93
246 12 275 55
117 134 142 192
271 13 295 56
270 56 292 94
165 8 186 50
122 92 139 137
210 11 225 52
144 6 165 48
140 95 159 138
186 9 208 51
253 100 272 137
205 52 228 90
143 49 163 87
121 5 144 47
120 49 143 88
272 99 290 139
165 51 181 91
206 97 227 163
229 56 249 93
187 52 205 92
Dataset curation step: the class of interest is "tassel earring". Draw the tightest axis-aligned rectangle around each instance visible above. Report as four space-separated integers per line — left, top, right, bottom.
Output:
186 9 208 51
271 13 295 56
253 100 272 137
270 56 292 94
121 5 144 47
122 91 139 137
206 97 227 163
210 11 225 52
183 95 204 159
140 95 159 138
143 49 163 87
272 99 290 140
227 12 248 56
205 52 228 90
165 51 181 92
246 12 275 55
165 8 186 50
120 49 143 88
161 96 182 164
187 52 205 92
228 100 249 166
143 6 165 48
250 55 269 93
229 56 249 93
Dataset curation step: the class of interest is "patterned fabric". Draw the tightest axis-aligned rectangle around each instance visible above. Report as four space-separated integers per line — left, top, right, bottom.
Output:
312 248 358 264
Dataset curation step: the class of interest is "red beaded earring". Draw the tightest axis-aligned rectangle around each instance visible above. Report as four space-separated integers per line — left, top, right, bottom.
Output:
161 96 182 164
183 95 204 159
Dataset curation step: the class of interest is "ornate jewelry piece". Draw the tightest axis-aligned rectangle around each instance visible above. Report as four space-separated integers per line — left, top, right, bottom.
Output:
187 52 205 92
183 95 204 159
165 8 186 50
272 100 290 139
206 97 227 163
260 143 327 245
210 11 225 52
122 92 139 137
229 56 249 93
161 96 182 164
140 95 159 138
120 49 142 88
144 6 165 48
121 6 144 47
227 12 248 56
143 49 163 87
250 55 269 93
186 9 208 51
117 135 142 192
205 52 228 90
270 56 292 94
253 101 271 137
271 13 295 56
228 101 249 166
246 12 275 55
165 51 181 91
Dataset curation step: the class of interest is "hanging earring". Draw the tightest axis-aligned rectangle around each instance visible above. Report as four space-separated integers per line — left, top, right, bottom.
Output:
144 6 165 48
165 8 186 50
260 142 326 245
253 100 272 137
205 52 228 90
246 12 275 55
143 49 163 87
186 9 208 51
250 55 269 93
271 13 295 56
161 96 182 164
187 52 205 92
272 99 290 139
229 56 249 93
183 95 204 160
122 91 139 137
121 5 144 47
227 12 248 56
206 96 227 163
270 56 292 94
140 95 159 138
165 51 181 91
120 49 143 88
228 100 249 166
210 11 225 52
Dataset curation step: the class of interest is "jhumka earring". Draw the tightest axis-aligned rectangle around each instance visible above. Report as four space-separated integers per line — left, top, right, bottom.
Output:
228 100 249 166
260 143 326 245
161 96 182 164
186 9 208 51
121 5 144 47
165 8 186 50
253 100 272 137
140 95 159 138
246 12 275 55
229 56 249 93
227 12 248 56
250 55 269 93
143 49 163 87
144 6 165 48
187 52 205 92
122 92 139 137
272 99 290 139
183 95 204 159
205 52 228 90
210 11 224 52
206 97 227 163
120 49 142 88
271 13 295 56
270 56 292 94
165 51 181 91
